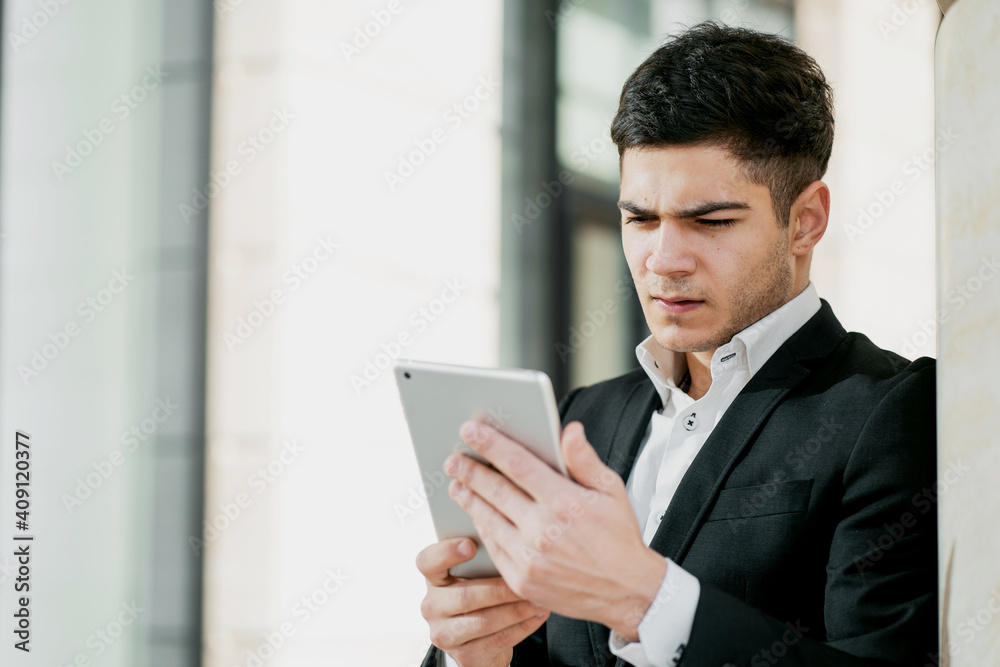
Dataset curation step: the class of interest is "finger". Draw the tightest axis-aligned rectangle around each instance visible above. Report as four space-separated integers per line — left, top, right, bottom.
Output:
560 421 621 493
416 537 478 586
443 609 550 663
449 480 521 552
446 452 535 526
436 600 547 647
458 420 571 505
436 577 523 616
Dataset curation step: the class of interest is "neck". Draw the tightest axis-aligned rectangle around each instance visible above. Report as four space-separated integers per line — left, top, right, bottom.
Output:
683 350 714 400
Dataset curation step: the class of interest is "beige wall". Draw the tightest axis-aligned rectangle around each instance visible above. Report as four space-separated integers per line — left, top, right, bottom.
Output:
797 0 940 359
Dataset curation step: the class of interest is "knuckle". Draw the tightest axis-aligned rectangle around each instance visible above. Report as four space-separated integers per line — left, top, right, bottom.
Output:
517 599 539 620
429 625 449 649
506 572 526 598
506 452 531 480
532 530 553 554
419 595 434 620
415 550 429 575
493 578 511 604
490 477 510 505
485 625 510 653
456 584 473 611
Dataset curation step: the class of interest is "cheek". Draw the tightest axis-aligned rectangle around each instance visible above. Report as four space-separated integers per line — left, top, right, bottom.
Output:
621 234 648 271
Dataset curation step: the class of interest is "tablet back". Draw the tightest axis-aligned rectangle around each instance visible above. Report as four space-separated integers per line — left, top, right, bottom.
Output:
393 358 565 578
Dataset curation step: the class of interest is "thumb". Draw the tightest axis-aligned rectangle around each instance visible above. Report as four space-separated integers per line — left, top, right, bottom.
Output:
561 421 614 490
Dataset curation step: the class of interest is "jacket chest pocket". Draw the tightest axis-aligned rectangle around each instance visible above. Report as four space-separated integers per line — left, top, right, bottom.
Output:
704 478 814 522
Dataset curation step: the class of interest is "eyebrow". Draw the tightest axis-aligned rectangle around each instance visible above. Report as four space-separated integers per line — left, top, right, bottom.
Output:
617 199 752 219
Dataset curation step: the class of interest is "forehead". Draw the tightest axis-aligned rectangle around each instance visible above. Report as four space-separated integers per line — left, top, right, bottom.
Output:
619 144 766 212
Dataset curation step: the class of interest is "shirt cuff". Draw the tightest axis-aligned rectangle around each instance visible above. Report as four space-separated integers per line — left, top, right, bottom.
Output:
607 557 700 667
443 651 509 667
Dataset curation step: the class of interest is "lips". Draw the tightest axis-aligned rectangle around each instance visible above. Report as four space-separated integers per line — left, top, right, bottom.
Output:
653 295 700 303
651 295 703 314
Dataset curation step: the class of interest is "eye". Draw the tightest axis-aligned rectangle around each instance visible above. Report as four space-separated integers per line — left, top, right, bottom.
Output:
697 218 737 228
623 216 653 225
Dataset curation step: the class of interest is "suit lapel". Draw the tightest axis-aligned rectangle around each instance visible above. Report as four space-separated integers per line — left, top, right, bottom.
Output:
586 300 846 666
646 348 809 561
649 300 845 563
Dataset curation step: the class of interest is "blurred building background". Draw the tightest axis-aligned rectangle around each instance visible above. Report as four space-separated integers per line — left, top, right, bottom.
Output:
0 0 947 666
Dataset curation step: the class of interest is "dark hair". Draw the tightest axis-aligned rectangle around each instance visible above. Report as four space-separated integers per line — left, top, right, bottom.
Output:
610 21 835 227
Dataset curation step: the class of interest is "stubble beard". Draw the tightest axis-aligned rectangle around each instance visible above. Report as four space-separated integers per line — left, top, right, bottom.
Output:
650 231 793 354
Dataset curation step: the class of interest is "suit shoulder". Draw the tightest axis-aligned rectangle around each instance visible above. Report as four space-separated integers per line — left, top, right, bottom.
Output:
565 365 648 399
558 366 651 415
815 330 935 403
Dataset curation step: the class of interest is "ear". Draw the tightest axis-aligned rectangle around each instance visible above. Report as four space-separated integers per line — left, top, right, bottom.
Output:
788 180 830 257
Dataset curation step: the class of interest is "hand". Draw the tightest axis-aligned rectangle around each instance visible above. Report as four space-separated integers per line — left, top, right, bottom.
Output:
416 536 550 667
444 420 667 641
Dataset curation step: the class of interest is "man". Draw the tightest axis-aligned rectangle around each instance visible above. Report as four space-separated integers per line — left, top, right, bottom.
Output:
416 21 937 667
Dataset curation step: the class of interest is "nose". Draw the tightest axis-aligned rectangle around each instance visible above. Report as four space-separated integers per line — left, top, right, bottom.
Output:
646 220 696 277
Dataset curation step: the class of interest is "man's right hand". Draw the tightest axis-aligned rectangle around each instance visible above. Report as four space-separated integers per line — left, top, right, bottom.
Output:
416 537 550 667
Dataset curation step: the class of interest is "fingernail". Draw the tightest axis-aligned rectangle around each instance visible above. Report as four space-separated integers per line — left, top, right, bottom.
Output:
460 420 480 442
457 540 472 556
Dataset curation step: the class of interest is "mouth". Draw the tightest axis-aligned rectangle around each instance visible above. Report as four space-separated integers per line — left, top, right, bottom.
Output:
651 295 704 314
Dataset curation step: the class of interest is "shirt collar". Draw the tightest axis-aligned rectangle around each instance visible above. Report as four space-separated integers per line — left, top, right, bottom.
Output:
635 282 822 408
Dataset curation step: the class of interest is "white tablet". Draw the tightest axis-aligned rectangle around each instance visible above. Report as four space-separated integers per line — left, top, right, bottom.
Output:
393 358 568 578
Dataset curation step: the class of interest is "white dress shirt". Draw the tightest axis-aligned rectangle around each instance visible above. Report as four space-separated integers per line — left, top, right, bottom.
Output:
445 283 822 667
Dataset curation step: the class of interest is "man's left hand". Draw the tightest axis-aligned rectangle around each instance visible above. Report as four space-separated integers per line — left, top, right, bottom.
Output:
443 419 667 641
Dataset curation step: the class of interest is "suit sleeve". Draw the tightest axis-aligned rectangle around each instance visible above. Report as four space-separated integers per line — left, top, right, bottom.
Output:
419 384 586 667
677 361 938 667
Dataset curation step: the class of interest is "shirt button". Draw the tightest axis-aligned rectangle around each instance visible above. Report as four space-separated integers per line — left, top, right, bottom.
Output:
683 413 698 431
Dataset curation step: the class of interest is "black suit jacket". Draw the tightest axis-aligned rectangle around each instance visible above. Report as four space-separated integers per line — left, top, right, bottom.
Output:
420 300 937 667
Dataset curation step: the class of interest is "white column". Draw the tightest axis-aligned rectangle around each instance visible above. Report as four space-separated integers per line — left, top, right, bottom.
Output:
935 0 1000 664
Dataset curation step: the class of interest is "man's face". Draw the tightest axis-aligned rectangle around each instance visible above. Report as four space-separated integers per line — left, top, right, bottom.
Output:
619 144 794 353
